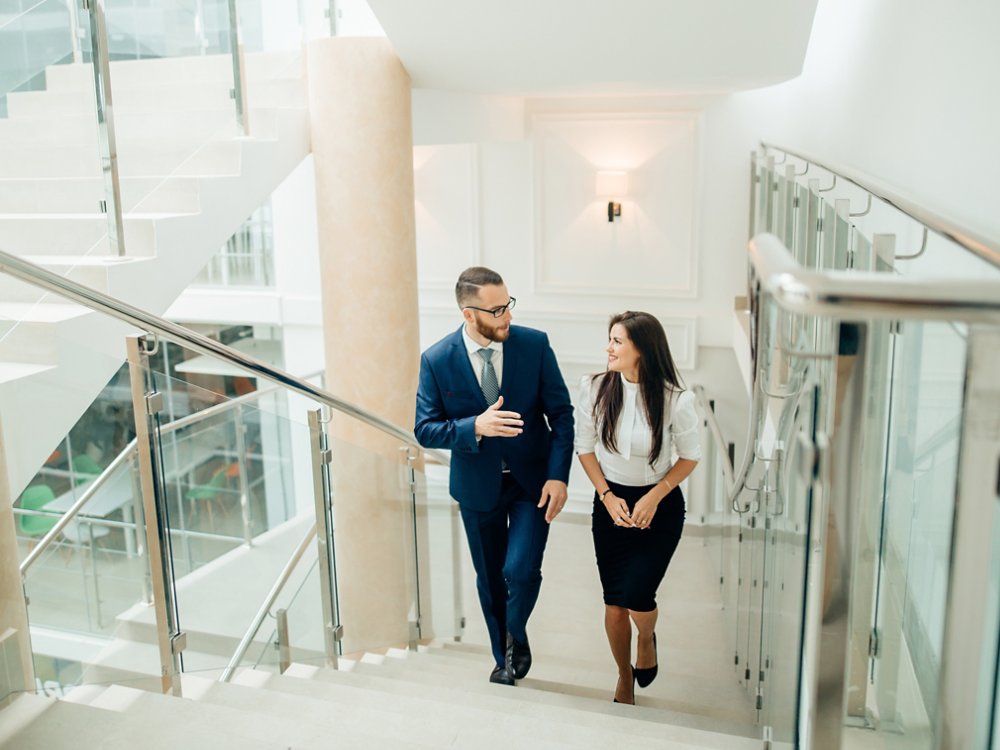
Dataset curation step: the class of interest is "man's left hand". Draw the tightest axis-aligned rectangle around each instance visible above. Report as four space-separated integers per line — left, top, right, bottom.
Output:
538 480 569 523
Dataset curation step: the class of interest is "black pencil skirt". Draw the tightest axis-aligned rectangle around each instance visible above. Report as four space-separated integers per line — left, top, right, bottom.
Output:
592 478 685 612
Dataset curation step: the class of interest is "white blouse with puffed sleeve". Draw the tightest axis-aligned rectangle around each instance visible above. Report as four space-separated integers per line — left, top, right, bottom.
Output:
574 373 701 486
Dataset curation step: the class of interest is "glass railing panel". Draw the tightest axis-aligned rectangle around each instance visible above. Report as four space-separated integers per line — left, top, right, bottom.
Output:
804 187 823 269
853 226 874 272
244 557 324 676
18 428 164 695
866 320 966 745
833 212 852 271
149 384 314 679
820 201 838 270
325 430 419 653
791 183 809 266
0 0 78 115
411 456 464 643
759 381 819 744
99 0 242 221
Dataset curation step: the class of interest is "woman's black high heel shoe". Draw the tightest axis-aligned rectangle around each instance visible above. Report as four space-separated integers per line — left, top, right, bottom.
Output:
612 666 635 704
634 633 658 688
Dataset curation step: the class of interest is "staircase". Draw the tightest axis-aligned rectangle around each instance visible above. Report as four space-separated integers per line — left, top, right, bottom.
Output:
0 51 311 499
0 642 762 749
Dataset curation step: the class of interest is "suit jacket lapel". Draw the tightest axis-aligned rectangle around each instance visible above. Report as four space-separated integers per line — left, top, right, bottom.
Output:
449 326 488 409
499 327 516 401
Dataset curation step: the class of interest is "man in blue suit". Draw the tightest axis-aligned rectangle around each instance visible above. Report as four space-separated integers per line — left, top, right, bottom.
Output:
415 267 574 685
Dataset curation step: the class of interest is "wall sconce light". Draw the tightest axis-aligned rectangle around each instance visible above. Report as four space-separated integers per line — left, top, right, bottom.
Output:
595 171 628 223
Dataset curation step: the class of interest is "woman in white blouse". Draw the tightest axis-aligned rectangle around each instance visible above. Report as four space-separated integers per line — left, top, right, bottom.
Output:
575 311 700 705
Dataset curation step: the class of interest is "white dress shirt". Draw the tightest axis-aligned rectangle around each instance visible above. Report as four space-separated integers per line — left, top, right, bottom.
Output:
462 325 504 391
574 373 701 486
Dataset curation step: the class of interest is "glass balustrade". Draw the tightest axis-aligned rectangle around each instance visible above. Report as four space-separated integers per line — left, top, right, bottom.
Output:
702 146 1000 747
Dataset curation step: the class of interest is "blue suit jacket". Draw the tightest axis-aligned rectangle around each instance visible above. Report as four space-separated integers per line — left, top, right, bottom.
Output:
414 325 574 512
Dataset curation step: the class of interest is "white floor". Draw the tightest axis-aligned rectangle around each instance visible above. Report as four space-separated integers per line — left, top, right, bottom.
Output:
456 511 759 727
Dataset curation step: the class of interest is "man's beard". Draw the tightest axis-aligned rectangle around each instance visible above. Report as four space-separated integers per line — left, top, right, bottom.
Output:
475 318 510 343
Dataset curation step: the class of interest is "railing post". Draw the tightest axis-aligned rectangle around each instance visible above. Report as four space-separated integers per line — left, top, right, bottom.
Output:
403 446 422 650
308 408 341 668
227 0 250 136
275 608 291 674
126 334 184 695
83 0 125 256
936 326 1000 748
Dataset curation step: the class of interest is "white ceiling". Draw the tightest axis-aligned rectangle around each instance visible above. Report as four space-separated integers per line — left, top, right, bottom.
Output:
366 0 820 96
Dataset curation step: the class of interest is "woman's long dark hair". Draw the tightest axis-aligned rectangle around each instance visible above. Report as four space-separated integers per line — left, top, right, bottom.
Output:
592 311 684 467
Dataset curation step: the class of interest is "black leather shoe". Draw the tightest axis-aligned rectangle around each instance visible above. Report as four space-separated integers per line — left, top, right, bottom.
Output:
505 634 532 679
634 632 658 688
489 665 515 686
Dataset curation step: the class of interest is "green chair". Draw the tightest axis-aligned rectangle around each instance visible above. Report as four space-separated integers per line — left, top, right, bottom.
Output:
72 454 102 486
18 485 59 541
184 468 231 529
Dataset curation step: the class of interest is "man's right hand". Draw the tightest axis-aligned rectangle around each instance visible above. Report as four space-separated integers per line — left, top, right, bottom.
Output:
474 396 524 438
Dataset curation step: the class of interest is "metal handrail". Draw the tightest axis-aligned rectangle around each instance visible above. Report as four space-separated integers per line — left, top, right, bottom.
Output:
220 523 317 682
0 249 449 464
18 369 326 575
19 437 137 575
691 385 735 492
761 142 1000 269
727 232 1000 508
750 233 1000 321
159 369 323 435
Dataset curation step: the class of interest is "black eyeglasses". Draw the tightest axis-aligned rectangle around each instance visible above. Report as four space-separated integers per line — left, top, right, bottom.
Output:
463 297 516 318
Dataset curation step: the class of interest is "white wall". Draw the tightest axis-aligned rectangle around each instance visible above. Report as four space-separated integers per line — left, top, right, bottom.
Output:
709 0 1000 241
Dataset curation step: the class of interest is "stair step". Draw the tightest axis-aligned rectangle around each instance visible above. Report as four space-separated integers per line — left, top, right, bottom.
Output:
0 139 244 179
0 176 202 214
0 361 56 385
193 672 517 749
0 691 284 750
0 214 173 256
349 654 756 727
137 678 426 750
44 52 302 90
6 79 305 119
0 693 55 746
231 666 757 749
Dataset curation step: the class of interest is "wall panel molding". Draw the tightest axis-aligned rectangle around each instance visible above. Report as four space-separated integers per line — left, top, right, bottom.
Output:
530 112 702 299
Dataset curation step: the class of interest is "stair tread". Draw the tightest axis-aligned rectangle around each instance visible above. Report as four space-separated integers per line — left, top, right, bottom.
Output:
0 362 56 383
0 693 285 750
96 683 426 750
204 670 740 749
242 663 759 747
17 255 146 266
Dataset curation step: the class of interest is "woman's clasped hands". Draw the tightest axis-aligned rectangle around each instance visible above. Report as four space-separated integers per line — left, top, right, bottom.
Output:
602 490 658 529
603 490 659 529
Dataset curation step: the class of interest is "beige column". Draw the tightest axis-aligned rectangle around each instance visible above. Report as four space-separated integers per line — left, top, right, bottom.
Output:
307 38 422 654
0 419 34 704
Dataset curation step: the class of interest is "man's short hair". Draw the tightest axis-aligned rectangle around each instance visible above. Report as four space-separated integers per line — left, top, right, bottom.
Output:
455 266 504 307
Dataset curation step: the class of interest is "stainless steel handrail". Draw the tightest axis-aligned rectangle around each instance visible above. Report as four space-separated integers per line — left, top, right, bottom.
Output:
159 369 323 435
750 233 1000 321
691 385 735 492
761 142 1000 269
220 523 317 682
0 249 449 464
727 232 1000 508
19 437 137 575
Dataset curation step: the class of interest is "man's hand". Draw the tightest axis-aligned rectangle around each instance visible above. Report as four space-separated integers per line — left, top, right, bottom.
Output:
474 396 524 438
538 480 568 523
